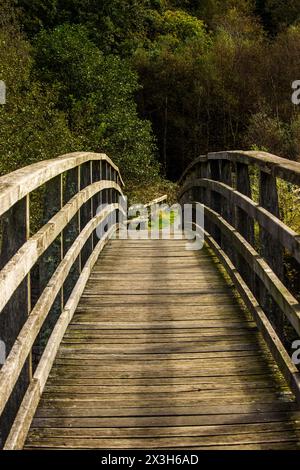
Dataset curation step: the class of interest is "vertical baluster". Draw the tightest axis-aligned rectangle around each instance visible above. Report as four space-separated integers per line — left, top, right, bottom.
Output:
259 170 284 337
63 167 80 303
101 161 109 234
236 163 254 244
113 168 119 225
102 160 108 206
108 165 112 205
220 160 233 222
235 162 254 289
37 175 63 357
200 160 211 236
220 159 234 259
208 159 222 245
107 165 113 231
198 161 207 205
192 162 201 204
92 160 101 247
80 162 93 267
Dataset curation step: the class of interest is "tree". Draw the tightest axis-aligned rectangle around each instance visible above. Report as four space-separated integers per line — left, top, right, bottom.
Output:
257 0 300 34
33 24 159 180
0 2 78 176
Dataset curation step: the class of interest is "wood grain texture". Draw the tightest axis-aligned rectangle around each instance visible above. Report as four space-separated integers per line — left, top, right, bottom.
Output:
179 150 300 186
0 205 120 420
23 237 300 450
0 152 124 218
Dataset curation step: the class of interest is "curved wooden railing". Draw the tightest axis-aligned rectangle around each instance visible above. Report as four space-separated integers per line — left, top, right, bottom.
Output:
0 152 125 449
1 149 300 448
179 150 300 403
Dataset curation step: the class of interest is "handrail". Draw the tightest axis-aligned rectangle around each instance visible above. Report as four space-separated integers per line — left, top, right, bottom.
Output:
4 222 121 450
0 204 122 417
179 150 300 406
0 180 123 315
0 189 167 450
179 150 300 186
0 152 124 217
201 226 300 403
203 204 300 335
0 152 125 449
179 178 300 264
144 194 168 208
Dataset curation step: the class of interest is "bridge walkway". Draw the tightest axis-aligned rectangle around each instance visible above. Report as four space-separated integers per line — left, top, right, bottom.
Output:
24 238 300 450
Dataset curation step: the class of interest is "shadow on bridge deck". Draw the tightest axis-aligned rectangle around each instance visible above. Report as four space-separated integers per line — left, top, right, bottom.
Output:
24 237 300 449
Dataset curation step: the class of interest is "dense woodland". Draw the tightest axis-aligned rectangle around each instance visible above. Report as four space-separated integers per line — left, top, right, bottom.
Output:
1 0 300 190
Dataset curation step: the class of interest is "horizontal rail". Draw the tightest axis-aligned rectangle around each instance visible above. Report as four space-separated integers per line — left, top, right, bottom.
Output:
0 152 125 448
180 178 300 264
179 149 300 408
202 204 300 336
144 195 168 208
0 152 124 217
200 225 300 404
0 204 122 418
179 151 300 186
4 223 119 450
0 180 123 315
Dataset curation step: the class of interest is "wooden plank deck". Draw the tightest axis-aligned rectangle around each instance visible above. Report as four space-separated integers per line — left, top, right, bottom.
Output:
25 238 300 450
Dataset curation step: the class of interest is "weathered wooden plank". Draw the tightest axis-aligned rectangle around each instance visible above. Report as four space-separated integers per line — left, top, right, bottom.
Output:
23 429 300 449
179 178 300 264
203 205 300 336
30 411 300 430
0 152 124 218
22 235 300 451
3 224 119 450
179 150 300 187
26 421 300 442
0 205 119 418
35 401 298 418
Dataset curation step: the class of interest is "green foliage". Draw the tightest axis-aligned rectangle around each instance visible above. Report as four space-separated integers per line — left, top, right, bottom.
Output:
261 0 300 34
148 9 207 41
3 0 300 186
32 24 159 181
0 7 78 175
133 5 265 178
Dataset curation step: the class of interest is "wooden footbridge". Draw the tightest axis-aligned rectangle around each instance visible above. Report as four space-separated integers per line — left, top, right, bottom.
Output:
0 151 300 450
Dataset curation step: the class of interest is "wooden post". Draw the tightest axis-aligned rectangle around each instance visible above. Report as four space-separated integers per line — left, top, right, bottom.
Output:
100 161 109 234
259 170 284 337
101 161 108 206
80 162 93 267
208 160 222 245
92 161 101 247
192 162 201 204
112 169 119 224
220 160 233 222
36 175 63 360
0 197 31 447
235 162 254 288
220 160 234 259
63 167 80 304
201 161 211 236
236 163 254 245
108 165 113 205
